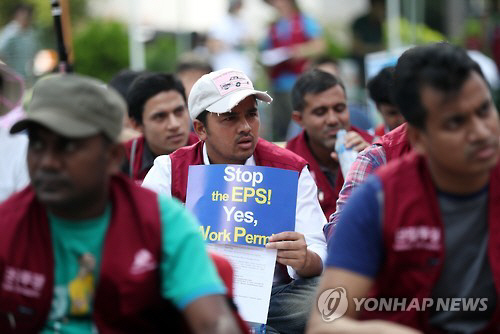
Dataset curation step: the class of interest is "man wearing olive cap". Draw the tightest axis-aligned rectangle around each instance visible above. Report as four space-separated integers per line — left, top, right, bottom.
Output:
0 73 242 333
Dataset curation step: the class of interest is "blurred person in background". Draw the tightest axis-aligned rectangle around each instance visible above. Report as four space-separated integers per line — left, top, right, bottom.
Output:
351 0 385 84
108 69 143 142
261 0 326 142
176 59 213 99
286 70 373 219
367 66 405 137
207 0 254 79
0 61 29 202
124 72 198 182
0 4 38 86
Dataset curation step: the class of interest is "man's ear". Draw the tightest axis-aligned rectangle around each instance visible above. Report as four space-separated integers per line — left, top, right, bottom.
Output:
193 119 207 141
128 117 144 134
407 124 427 155
291 110 303 126
107 142 126 174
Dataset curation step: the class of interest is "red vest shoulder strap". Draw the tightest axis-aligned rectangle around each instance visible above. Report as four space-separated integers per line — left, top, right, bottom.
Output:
170 141 205 203
376 123 412 162
254 138 307 172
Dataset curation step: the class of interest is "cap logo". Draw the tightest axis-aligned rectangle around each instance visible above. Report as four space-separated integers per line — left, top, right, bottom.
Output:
212 71 253 96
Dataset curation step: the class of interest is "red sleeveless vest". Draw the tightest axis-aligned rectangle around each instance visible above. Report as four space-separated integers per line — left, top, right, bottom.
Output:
170 138 308 203
269 12 309 80
0 175 189 333
125 133 199 182
362 152 500 332
286 127 373 218
375 123 411 162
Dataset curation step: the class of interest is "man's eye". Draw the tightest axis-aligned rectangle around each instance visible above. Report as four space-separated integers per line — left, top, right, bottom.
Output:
63 141 78 152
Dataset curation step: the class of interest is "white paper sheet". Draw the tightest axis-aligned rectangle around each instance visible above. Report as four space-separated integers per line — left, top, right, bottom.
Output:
207 243 277 324
260 47 291 66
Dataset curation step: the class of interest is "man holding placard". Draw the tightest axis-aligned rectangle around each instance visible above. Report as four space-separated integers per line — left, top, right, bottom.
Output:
143 68 327 334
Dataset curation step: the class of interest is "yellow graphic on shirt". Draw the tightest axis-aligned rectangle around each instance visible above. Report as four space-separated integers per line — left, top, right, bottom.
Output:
68 253 95 315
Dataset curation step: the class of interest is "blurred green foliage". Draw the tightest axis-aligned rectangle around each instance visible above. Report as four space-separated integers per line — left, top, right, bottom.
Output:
145 33 178 73
73 20 129 82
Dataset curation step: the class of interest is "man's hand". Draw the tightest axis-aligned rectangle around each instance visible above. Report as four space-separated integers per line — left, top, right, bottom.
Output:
344 131 370 153
266 231 323 277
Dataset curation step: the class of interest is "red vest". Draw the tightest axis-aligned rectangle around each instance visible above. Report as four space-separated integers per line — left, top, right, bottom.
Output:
0 175 191 333
286 127 373 218
125 133 199 182
375 124 386 137
375 123 411 162
269 12 309 80
363 152 500 332
170 138 308 204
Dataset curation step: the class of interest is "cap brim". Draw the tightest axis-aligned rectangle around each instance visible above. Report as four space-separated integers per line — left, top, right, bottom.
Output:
206 89 272 114
10 109 100 138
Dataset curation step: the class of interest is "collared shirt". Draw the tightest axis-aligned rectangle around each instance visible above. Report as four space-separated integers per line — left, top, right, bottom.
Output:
142 142 327 282
325 144 387 239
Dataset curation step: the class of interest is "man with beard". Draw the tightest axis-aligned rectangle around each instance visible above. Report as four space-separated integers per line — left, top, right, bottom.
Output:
308 43 500 333
0 73 242 333
143 68 327 334
286 69 373 219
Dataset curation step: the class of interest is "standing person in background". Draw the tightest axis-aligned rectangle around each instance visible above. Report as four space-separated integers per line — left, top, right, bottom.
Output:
124 72 198 182
0 4 37 86
367 66 405 137
0 61 29 202
207 0 254 79
0 73 242 333
261 0 325 141
351 0 385 84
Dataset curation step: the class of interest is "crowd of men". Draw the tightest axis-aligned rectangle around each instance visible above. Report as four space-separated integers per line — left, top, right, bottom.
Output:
1 39 499 334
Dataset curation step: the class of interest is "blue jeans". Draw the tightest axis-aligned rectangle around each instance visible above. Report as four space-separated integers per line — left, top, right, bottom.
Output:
266 276 320 334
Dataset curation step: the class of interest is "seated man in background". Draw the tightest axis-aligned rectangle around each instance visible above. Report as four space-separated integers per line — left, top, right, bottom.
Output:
308 42 500 333
143 68 327 334
124 72 198 182
367 66 405 137
0 73 241 333
286 70 373 218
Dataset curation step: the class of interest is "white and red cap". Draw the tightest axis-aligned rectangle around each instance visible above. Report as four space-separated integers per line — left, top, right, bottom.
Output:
188 68 272 120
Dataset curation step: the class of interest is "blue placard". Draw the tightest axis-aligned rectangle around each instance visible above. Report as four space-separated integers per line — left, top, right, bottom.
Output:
185 165 298 248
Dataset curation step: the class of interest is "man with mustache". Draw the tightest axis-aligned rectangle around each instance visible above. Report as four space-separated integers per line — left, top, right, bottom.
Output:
286 69 373 219
0 73 242 333
143 68 327 334
124 72 198 182
307 43 500 333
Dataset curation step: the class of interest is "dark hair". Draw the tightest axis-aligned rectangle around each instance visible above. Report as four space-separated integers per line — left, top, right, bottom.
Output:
126 72 186 124
394 42 485 129
291 69 346 112
108 69 144 99
197 110 209 128
367 66 395 105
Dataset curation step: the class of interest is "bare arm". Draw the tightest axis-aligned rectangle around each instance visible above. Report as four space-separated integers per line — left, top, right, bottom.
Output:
290 37 326 59
306 268 422 334
183 295 242 334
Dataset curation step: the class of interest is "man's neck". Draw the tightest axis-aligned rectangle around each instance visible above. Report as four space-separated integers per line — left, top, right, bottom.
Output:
47 191 109 221
426 159 491 195
306 134 338 171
